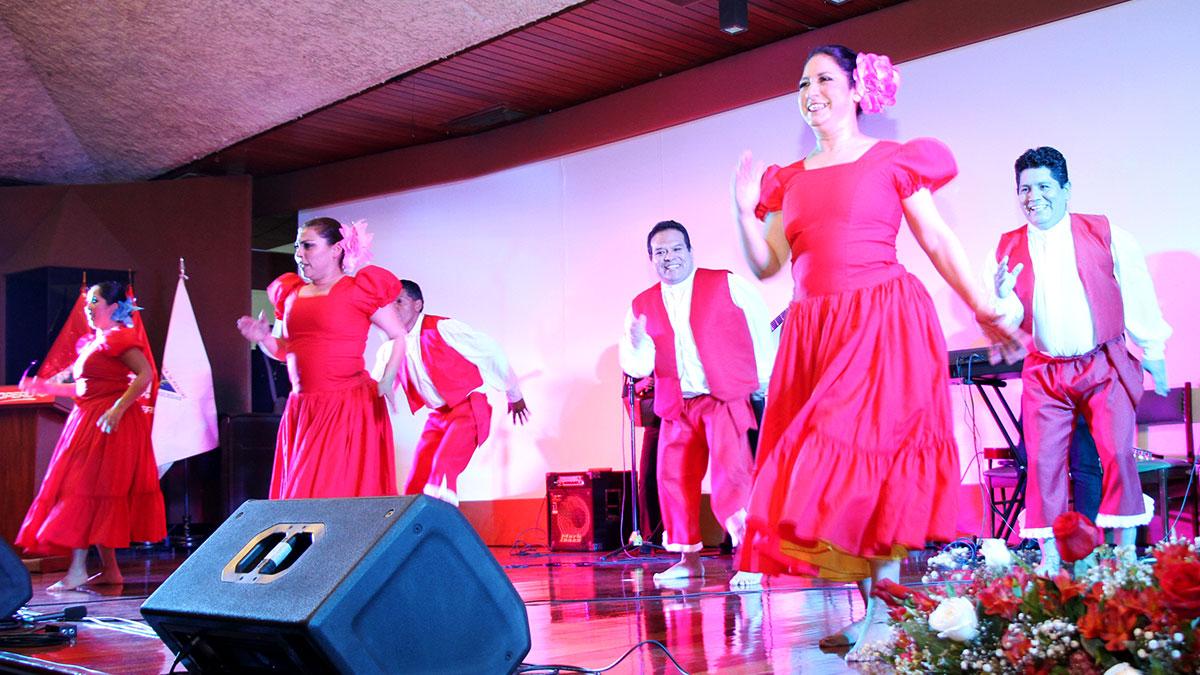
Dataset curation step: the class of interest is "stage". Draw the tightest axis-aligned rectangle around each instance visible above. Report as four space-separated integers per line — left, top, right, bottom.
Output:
1 545 925 674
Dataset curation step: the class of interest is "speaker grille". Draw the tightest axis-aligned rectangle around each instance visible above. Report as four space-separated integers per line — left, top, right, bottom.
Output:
546 471 631 552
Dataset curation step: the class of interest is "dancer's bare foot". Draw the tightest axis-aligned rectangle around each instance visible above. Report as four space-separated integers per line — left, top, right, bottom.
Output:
88 568 124 586
729 571 762 589
47 571 89 592
653 556 704 582
845 618 893 662
819 617 865 649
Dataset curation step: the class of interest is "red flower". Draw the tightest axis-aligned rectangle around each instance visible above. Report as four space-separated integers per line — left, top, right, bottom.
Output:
999 626 1031 664
872 578 938 614
874 578 911 602
977 578 1021 619
1078 599 1139 652
1052 512 1103 563
1084 580 1106 602
1067 649 1102 675
1052 569 1086 603
1156 558 1200 619
1155 542 1199 566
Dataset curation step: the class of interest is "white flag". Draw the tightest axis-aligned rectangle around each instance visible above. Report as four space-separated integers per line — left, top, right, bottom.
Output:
152 275 219 465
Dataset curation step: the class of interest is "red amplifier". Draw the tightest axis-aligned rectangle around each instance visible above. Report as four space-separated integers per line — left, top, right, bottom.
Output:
546 470 632 552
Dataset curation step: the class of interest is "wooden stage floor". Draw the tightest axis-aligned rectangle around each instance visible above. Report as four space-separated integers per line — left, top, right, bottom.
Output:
3 545 916 674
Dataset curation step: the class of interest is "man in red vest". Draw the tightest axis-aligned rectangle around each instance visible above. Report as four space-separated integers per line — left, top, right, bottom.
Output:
992 147 1171 570
373 280 528 506
620 220 776 588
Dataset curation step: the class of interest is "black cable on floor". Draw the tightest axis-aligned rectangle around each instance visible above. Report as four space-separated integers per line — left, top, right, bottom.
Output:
517 639 689 674
0 624 76 648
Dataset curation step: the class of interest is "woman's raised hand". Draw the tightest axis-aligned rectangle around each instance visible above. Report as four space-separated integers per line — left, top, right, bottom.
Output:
236 311 270 343
733 151 766 218
975 307 1028 365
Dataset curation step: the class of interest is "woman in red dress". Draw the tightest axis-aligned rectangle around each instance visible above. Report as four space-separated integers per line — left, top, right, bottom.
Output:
731 45 1024 656
17 281 166 591
237 217 407 498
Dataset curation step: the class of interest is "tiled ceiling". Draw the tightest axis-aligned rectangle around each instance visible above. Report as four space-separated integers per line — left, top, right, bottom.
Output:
0 0 583 185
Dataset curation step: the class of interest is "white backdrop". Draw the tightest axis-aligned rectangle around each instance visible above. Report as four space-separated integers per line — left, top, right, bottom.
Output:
303 0 1200 513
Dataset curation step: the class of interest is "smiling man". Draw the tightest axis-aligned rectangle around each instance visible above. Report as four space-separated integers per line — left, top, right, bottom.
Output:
992 147 1172 570
620 220 776 588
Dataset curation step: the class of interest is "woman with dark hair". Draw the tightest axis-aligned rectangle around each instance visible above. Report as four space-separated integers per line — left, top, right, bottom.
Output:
731 45 1024 656
17 281 166 591
237 217 408 498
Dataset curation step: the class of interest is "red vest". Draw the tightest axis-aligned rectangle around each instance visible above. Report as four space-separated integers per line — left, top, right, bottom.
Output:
399 315 484 413
996 213 1124 346
631 268 758 421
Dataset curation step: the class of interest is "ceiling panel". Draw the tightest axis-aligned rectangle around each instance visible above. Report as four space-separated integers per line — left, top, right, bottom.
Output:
166 0 907 182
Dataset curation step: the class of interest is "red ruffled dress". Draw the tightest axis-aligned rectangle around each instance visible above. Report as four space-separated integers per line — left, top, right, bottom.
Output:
267 266 403 499
16 328 166 554
742 139 961 581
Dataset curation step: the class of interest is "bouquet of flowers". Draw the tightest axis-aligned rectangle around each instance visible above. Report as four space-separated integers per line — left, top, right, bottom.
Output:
874 515 1200 674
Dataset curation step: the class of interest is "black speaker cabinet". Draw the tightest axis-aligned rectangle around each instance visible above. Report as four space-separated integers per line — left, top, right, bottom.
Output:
0 536 32 620
546 470 632 552
141 496 530 674
219 414 280 519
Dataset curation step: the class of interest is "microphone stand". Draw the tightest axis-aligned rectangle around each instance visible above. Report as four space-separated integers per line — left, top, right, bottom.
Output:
603 376 666 560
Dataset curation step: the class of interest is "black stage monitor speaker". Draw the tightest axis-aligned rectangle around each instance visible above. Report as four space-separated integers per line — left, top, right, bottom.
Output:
141 496 529 674
546 470 632 552
1 536 32 620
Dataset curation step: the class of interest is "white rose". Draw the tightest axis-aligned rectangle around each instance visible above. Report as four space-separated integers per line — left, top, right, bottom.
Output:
980 538 1014 571
1103 665 1143 675
928 596 979 642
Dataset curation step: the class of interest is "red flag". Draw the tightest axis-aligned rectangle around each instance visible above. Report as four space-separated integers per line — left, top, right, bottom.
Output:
36 284 91 380
126 283 159 417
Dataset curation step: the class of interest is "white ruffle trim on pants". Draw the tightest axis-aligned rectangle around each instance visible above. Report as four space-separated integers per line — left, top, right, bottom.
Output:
1019 493 1156 538
1095 493 1155 528
423 481 460 506
661 534 702 553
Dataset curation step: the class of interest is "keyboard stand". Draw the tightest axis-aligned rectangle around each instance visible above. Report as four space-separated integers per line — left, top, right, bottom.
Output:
955 372 1026 540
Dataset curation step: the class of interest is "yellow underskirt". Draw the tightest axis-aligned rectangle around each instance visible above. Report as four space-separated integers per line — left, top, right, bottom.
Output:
778 539 909 583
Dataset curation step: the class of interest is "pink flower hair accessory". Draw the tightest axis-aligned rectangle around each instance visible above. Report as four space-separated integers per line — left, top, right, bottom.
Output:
854 52 900 114
338 219 375 274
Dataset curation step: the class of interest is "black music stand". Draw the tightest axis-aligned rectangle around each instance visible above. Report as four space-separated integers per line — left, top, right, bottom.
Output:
950 350 1026 539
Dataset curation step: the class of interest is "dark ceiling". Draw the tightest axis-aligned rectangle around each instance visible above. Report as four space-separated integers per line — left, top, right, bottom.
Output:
163 0 905 187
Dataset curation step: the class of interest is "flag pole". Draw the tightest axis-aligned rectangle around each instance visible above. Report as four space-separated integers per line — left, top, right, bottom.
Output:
169 257 204 550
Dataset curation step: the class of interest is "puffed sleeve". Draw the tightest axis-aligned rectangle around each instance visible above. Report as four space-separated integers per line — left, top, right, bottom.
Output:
754 164 785 221
266 273 305 321
349 265 404 315
97 327 151 361
892 138 958 198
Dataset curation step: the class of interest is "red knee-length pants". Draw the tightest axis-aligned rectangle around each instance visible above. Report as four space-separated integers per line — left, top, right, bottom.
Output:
403 393 492 501
657 395 756 552
1020 340 1148 537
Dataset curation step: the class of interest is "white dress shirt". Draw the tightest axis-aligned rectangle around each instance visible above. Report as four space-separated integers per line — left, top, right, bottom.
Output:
990 213 1171 360
619 269 777 396
373 312 523 409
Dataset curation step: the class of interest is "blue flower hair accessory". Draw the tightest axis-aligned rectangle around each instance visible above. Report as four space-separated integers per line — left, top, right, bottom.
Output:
111 297 142 327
